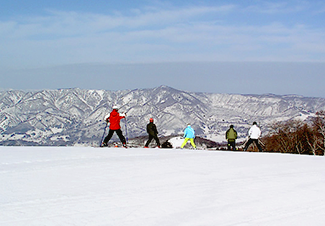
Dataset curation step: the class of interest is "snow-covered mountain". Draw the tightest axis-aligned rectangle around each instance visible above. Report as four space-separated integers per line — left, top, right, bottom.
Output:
1 86 325 146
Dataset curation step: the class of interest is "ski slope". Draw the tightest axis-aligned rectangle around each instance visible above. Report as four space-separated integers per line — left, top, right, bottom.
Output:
1 146 325 226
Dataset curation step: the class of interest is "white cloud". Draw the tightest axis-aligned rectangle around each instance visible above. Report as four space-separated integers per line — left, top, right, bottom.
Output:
243 1 308 14
0 1 325 70
1 5 236 39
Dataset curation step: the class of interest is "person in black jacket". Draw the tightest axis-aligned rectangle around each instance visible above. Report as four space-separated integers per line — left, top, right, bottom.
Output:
144 118 160 148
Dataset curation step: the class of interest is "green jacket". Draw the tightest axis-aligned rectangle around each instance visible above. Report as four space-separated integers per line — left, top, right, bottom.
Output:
226 128 237 141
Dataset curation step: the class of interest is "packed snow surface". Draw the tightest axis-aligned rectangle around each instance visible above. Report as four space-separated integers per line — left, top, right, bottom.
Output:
1 146 325 226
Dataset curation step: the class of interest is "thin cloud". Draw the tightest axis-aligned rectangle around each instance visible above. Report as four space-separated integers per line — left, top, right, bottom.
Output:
243 1 308 14
1 4 236 39
0 1 325 70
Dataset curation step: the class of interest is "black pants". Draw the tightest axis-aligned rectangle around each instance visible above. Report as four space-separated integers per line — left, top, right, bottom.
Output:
104 129 126 144
227 140 236 150
145 134 160 147
244 139 263 152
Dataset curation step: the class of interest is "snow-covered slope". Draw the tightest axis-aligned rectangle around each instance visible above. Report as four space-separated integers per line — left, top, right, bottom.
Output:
1 86 325 146
1 146 324 225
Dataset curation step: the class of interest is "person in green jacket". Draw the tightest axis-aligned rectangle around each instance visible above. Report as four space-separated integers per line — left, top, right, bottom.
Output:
144 118 160 148
226 125 237 151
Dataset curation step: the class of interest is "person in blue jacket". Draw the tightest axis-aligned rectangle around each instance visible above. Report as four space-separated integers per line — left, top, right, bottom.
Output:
181 124 196 149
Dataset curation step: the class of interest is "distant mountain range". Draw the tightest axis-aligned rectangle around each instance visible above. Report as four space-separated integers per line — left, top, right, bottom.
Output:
1 86 325 146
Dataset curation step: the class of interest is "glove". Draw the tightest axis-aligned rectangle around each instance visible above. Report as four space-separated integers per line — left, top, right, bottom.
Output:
104 114 110 122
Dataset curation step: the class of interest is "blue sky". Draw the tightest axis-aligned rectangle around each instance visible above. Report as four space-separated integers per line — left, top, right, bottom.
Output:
1 0 325 97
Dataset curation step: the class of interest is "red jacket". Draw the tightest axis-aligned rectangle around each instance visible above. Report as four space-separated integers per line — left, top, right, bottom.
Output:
107 109 125 130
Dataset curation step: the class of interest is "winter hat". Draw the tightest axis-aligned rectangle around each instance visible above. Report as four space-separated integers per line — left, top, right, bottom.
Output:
112 106 119 110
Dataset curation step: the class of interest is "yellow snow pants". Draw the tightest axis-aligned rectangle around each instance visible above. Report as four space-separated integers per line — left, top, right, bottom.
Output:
181 138 196 148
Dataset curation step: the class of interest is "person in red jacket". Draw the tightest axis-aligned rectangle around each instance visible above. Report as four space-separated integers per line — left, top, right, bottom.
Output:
101 106 127 147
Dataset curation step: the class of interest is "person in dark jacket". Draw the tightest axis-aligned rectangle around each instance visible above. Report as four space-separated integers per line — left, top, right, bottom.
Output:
144 118 160 148
226 125 237 150
101 106 127 148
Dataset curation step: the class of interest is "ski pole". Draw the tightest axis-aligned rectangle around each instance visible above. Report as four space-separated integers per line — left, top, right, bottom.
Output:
258 139 265 146
242 138 249 151
124 117 128 143
242 138 248 147
100 122 108 147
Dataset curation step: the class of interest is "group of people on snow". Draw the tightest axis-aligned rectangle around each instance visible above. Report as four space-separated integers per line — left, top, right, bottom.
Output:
225 122 263 152
102 106 263 151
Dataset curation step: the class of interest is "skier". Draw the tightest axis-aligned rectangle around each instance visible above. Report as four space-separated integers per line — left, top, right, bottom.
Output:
144 118 160 148
181 124 196 149
226 125 237 151
101 106 127 148
243 122 263 152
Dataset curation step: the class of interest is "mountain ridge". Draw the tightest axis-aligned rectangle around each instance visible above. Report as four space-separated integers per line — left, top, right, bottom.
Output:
1 86 325 146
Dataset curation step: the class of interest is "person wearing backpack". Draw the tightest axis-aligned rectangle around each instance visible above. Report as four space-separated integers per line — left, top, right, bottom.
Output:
226 125 237 151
